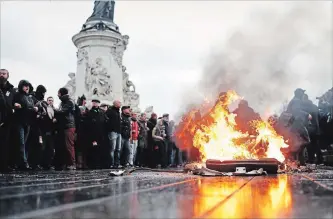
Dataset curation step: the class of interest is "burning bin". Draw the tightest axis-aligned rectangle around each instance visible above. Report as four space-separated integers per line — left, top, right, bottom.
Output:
206 158 280 174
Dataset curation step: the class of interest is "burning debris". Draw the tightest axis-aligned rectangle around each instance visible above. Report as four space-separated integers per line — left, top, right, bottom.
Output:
175 90 289 164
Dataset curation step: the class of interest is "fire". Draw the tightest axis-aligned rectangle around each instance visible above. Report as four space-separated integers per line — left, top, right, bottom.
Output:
175 90 289 163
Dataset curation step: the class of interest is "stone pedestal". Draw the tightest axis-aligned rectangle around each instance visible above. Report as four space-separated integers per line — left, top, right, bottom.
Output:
63 1 141 112
70 20 127 105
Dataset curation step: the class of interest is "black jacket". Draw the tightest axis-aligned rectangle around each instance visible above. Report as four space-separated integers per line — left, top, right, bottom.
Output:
12 80 35 125
301 99 320 135
147 118 157 144
55 95 75 129
87 107 106 144
0 81 15 125
121 113 131 139
106 106 121 133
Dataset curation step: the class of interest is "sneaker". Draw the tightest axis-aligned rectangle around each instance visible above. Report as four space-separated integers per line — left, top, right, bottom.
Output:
116 165 123 169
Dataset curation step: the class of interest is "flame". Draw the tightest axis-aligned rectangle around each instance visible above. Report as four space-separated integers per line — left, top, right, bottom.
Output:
175 90 289 162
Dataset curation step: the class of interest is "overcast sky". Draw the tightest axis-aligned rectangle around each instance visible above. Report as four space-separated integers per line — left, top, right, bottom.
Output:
1 1 332 119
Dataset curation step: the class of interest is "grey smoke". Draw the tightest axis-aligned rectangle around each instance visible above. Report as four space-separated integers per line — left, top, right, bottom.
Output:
176 1 332 121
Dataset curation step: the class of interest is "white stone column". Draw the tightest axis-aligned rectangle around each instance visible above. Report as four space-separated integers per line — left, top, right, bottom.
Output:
72 25 127 105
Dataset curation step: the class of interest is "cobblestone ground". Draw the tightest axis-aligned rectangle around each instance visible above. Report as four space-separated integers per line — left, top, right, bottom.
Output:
1 168 333 219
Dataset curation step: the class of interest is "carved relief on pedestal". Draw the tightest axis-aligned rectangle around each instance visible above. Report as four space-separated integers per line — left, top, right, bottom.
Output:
77 48 88 65
110 35 129 68
85 57 112 98
64 72 76 99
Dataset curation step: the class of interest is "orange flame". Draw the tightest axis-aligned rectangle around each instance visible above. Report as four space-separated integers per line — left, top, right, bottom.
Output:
175 90 289 162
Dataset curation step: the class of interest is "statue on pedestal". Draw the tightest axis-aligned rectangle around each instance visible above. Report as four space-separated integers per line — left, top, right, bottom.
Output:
87 1 116 22
64 72 76 99
122 66 140 111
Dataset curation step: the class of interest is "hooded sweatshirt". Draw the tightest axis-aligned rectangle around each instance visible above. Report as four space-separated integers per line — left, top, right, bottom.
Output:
12 80 35 125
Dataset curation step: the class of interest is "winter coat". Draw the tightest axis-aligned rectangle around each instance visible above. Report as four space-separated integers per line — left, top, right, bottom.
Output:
138 119 148 148
287 96 309 124
55 94 75 129
121 113 131 139
0 81 15 125
86 107 106 144
152 121 166 142
12 80 35 125
105 106 121 133
301 99 320 135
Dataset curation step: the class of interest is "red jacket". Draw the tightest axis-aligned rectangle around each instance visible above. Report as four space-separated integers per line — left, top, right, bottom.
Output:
131 120 139 140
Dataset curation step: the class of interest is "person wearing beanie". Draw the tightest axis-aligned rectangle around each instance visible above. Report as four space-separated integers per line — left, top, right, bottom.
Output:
85 98 106 169
54 87 76 170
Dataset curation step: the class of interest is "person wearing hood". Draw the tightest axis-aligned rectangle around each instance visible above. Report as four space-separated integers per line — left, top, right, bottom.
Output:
12 80 38 170
27 84 47 170
286 88 311 165
54 87 76 170
130 112 139 166
147 113 157 167
86 99 106 169
120 106 132 167
106 100 122 168
0 69 15 172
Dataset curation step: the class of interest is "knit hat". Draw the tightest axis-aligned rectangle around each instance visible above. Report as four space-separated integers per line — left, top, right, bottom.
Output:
58 87 68 96
121 106 130 111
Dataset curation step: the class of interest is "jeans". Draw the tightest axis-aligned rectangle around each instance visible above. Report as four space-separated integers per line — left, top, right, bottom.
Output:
108 132 122 166
17 124 30 166
131 140 138 165
122 138 132 165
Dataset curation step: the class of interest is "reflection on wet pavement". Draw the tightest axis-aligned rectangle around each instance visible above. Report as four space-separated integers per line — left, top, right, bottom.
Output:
1 170 333 219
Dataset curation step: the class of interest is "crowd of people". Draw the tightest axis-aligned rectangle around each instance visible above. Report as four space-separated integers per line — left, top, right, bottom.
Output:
1 68 333 173
0 69 183 172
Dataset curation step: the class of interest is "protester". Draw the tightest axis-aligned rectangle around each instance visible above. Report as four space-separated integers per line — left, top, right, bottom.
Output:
131 112 139 166
147 113 157 167
120 106 132 167
0 69 15 172
54 87 76 170
106 100 122 168
12 80 37 170
137 113 148 167
86 99 106 169
152 119 167 168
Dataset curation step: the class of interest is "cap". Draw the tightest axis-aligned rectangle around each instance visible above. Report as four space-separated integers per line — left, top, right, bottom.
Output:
162 113 169 118
91 99 100 103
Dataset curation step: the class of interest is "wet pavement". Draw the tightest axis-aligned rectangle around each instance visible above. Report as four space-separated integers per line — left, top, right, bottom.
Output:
1 169 333 219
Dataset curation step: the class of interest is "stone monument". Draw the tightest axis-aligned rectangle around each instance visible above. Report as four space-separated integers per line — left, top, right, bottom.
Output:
64 0 141 111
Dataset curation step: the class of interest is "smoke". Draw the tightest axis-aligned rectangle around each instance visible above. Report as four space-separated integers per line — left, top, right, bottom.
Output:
176 1 332 121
